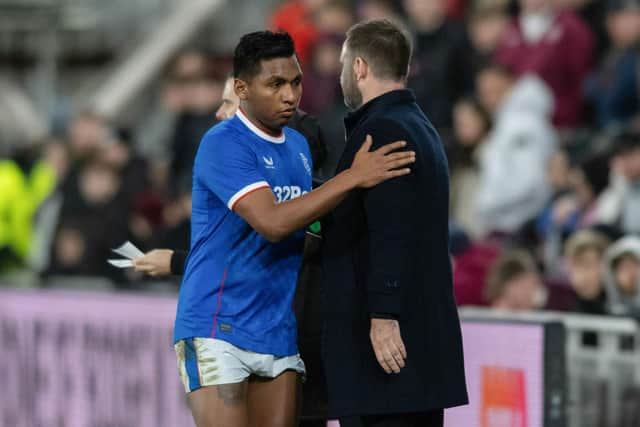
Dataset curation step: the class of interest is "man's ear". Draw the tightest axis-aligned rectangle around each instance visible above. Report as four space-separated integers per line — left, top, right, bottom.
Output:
235 78 249 101
354 57 368 81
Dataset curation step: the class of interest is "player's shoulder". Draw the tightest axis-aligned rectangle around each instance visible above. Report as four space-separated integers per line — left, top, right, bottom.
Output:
283 125 309 150
200 117 250 151
284 125 305 141
205 117 245 142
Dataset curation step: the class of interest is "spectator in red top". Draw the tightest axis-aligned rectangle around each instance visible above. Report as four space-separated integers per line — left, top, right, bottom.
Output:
269 0 327 65
495 0 594 128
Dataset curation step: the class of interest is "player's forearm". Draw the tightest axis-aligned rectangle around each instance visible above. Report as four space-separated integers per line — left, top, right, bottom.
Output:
259 169 359 242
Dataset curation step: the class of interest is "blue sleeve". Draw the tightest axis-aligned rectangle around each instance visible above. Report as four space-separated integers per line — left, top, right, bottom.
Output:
194 131 270 210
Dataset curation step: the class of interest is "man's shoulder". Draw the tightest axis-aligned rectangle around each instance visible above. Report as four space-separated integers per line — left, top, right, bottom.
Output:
359 107 422 138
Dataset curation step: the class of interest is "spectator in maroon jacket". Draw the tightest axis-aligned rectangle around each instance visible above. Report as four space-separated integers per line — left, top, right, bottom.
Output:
495 0 594 128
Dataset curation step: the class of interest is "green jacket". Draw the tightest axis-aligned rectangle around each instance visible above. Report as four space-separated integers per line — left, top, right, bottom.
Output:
0 159 56 262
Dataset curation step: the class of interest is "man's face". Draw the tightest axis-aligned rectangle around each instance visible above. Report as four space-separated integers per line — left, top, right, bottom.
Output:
237 55 302 132
607 9 640 49
497 272 544 311
615 254 640 297
620 147 640 181
215 78 240 121
568 249 603 299
69 116 107 157
476 69 511 116
339 43 363 111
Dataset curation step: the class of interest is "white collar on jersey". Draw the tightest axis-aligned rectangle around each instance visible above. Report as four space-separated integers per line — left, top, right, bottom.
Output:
236 109 286 144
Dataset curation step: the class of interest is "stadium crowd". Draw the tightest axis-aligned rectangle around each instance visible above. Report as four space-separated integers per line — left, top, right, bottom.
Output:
1 0 640 323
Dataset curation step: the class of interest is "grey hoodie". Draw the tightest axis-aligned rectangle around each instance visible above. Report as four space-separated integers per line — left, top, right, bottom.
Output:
476 74 557 233
603 236 640 317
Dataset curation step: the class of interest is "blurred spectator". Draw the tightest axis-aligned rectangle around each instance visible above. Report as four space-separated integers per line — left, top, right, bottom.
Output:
555 0 608 57
537 152 610 261
46 159 129 283
596 131 640 233
584 0 640 130
98 129 160 248
468 3 510 72
167 52 223 194
475 64 557 235
67 111 109 164
452 237 502 306
564 229 611 314
100 129 150 206
0 142 62 273
299 33 344 115
269 0 327 65
547 150 572 196
356 0 403 22
485 249 547 311
495 0 594 128
150 184 191 255
603 235 640 317
447 0 468 19
448 97 492 238
314 0 354 34
403 0 475 131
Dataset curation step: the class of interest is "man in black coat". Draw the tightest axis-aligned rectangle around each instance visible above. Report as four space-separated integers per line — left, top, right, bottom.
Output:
321 19 468 427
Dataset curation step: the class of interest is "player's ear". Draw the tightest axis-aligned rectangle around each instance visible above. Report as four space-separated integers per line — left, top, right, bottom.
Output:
235 78 249 101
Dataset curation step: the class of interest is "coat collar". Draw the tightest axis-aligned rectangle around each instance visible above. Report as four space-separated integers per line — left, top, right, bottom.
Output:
344 89 416 139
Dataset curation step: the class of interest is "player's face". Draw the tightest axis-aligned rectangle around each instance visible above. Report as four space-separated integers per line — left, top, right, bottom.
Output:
339 43 363 111
237 55 302 134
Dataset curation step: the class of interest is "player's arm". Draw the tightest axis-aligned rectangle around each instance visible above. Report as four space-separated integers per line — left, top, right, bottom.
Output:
235 135 415 243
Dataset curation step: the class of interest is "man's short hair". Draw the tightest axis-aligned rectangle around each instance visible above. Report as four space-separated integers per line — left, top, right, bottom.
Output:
233 31 296 80
485 250 538 302
345 19 412 81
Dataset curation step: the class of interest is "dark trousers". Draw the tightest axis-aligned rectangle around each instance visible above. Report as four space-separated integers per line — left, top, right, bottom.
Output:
339 409 444 427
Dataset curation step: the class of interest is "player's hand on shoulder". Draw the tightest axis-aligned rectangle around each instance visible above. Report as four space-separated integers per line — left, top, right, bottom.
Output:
133 249 174 277
350 135 415 188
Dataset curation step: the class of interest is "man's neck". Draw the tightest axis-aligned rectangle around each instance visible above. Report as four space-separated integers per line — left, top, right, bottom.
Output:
360 80 406 106
239 103 282 137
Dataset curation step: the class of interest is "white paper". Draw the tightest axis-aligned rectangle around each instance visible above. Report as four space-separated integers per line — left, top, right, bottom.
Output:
111 241 145 260
107 259 134 268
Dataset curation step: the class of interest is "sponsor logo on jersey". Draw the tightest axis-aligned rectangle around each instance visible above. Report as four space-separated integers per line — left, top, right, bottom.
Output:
273 186 308 203
263 156 275 169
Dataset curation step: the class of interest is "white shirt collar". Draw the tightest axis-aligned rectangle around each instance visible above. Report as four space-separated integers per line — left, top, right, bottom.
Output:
236 109 285 144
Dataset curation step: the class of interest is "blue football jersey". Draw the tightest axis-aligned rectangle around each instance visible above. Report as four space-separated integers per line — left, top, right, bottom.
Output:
173 110 313 357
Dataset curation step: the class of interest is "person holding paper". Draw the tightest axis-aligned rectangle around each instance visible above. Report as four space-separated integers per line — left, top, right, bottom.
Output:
172 31 414 427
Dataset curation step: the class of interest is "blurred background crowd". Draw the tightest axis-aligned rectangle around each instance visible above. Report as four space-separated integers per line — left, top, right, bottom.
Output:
1 0 640 323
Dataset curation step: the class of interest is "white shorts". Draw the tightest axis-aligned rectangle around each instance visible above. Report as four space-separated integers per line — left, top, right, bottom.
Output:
174 337 306 393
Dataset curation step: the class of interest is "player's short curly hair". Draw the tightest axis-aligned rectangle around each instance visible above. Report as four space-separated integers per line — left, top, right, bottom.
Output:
233 31 296 80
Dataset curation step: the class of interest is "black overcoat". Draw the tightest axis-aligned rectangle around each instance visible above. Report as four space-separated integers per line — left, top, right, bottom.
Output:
321 89 468 418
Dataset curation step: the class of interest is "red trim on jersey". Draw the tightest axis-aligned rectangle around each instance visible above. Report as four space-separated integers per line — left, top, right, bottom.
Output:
230 184 270 211
211 267 228 338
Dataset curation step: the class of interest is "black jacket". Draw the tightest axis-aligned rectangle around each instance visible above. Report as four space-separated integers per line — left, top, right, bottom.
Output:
321 90 468 417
